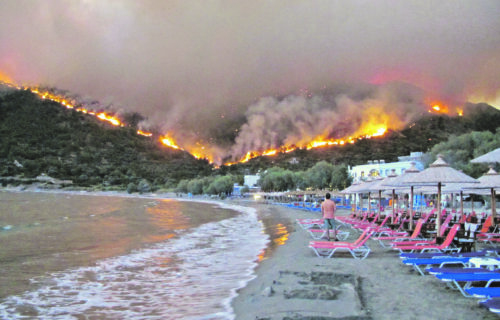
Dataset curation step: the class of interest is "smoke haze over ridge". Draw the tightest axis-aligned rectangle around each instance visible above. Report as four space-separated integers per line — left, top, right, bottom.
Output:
1 1 499 162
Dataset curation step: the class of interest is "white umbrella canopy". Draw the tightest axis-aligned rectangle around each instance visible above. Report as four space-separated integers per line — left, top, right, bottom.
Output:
341 179 377 212
340 180 361 194
382 162 421 187
416 182 481 221
354 178 383 213
364 175 399 215
465 167 500 218
476 167 500 188
471 147 500 164
382 163 421 226
340 180 362 211
400 155 479 236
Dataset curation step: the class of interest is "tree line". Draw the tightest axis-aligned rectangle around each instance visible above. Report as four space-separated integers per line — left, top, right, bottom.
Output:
1 87 499 196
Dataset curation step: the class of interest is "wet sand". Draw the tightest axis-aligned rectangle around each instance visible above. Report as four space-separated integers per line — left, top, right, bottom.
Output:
1 190 496 319
231 204 496 320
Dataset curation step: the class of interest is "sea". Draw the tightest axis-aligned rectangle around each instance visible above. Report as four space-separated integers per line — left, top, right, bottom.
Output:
0 192 279 320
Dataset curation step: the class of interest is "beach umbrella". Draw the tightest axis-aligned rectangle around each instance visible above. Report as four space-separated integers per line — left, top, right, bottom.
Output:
399 155 479 236
364 171 399 219
382 162 421 227
342 179 376 212
354 178 383 213
340 179 360 211
341 180 362 211
466 167 500 219
470 148 500 164
340 180 361 194
417 182 478 222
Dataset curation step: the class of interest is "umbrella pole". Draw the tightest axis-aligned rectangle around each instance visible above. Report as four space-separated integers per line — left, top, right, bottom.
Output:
368 192 371 213
392 189 395 224
409 186 414 230
359 193 363 212
378 190 382 215
492 188 497 219
420 193 424 214
460 191 464 222
437 182 442 237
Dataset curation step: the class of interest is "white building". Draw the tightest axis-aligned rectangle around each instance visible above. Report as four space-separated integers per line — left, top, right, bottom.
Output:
348 152 424 182
244 175 260 188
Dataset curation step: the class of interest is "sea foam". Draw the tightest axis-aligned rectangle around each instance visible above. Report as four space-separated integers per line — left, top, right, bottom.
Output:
0 202 268 320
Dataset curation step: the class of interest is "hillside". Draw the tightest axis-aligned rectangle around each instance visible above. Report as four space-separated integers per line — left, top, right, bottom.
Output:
1 85 499 190
0 89 213 190
219 102 500 174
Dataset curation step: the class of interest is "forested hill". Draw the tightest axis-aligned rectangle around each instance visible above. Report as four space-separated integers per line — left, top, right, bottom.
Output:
1 85 499 191
219 102 500 175
0 89 213 190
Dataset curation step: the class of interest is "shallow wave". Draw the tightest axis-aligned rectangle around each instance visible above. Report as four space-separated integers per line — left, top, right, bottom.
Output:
0 203 269 320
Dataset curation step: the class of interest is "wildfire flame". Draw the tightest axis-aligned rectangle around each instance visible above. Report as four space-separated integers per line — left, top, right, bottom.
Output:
137 129 153 137
224 124 388 166
428 102 449 114
97 112 122 126
160 135 181 150
0 75 468 166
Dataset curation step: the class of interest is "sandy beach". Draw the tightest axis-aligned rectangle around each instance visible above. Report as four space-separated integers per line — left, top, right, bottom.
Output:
231 202 496 320
1 189 496 319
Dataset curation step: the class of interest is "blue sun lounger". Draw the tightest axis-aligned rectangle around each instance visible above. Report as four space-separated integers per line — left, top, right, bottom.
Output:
479 297 500 314
466 286 500 298
399 249 494 260
401 257 472 276
426 267 490 275
434 272 500 297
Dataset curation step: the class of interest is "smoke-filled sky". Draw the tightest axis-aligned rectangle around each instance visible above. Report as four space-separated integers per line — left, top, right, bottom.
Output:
1 1 499 162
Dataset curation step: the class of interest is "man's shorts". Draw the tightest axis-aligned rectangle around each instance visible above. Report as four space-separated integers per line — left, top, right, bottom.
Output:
324 218 336 229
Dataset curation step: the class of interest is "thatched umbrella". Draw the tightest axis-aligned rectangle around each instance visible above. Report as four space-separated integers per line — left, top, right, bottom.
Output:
382 163 421 227
341 180 362 211
471 148 500 164
400 155 479 236
466 167 500 218
363 171 399 219
354 178 382 213
363 177 389 216
417 182 478 222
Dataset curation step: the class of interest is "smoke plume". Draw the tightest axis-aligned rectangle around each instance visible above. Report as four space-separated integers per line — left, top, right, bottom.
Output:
0 1 499 163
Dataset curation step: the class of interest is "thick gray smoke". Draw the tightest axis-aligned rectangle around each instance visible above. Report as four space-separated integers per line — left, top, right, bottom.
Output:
229 82 425 161
0 1 499 162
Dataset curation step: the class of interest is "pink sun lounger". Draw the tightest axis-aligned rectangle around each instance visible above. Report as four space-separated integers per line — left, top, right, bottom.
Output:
392 224 461 254
309 229 373 259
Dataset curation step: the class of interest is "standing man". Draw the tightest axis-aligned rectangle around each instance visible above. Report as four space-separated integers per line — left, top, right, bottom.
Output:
321 192 337 241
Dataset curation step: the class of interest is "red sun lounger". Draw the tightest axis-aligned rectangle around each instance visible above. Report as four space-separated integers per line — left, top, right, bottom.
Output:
309 230 373 259
392 224 461 254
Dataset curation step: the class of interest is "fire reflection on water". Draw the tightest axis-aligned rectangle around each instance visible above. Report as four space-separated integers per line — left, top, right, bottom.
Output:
257 222 290 262
145 200 192 243
272 223 290 246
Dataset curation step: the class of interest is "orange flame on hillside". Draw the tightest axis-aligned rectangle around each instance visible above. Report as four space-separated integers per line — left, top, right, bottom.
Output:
30 87 125 127
224 123 388 166
0 75 469 165
428 102 464 117
137 129 153 137
0 72 14 85
97 112 122 126
160 135 181 150
223 106 394 166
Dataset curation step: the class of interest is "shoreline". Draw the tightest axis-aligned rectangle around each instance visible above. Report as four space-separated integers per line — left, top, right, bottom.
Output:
1 188 495 319
230 203 495 320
